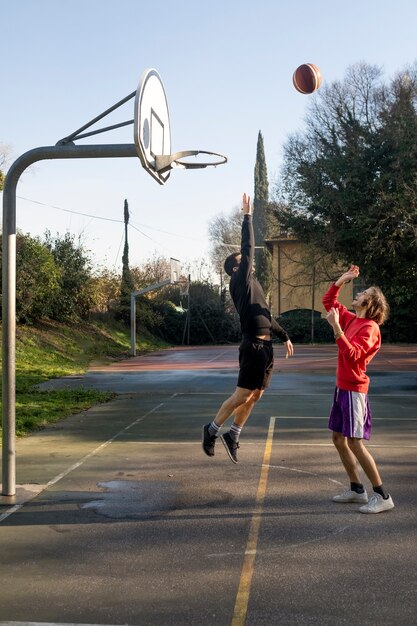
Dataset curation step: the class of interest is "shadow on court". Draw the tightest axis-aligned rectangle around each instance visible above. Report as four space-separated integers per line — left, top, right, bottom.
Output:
0 344 416 625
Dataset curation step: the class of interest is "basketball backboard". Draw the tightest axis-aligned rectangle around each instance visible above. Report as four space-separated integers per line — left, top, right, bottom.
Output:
170 258 181 284
134 68 171 185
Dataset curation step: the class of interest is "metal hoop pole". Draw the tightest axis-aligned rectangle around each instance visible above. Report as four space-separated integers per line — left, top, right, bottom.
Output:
1 143 137 496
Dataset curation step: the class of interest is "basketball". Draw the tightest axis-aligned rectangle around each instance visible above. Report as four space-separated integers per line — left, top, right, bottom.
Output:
292 63 322 94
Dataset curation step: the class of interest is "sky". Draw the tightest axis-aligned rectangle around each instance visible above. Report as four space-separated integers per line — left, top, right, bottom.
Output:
2 0 417 277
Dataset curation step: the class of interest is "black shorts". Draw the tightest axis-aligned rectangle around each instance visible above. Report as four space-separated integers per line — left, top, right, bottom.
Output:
237 338 274 391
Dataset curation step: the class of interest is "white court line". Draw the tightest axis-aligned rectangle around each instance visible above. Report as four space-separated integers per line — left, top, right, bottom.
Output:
207 526 351 559
265 464 343 484
117 441 417 448
273 416 417 420
174 392 417 397
259 442 409 448
0 401 168 525
0 623 120 626
206 349 232 363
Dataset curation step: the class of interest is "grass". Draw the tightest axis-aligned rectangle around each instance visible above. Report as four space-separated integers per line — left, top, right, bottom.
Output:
1 317 169 437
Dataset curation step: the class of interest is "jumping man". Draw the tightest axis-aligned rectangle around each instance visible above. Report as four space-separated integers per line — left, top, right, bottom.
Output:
202 193 293 463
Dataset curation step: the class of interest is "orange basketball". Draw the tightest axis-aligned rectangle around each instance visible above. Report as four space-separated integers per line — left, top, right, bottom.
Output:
293 63 322 94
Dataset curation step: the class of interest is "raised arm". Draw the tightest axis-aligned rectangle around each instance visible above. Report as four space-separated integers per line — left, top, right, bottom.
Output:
323 264 359 334
238 193 255 283
323 265 359 309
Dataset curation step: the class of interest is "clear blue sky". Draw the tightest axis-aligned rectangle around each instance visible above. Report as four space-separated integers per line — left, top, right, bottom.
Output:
2 0 417 275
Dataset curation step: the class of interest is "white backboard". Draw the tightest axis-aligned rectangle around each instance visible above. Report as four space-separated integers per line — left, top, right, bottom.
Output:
170 258 181 284
134 69 171 185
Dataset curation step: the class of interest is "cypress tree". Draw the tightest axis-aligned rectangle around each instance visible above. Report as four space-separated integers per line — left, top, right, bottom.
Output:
119 199 135 319
253 131 272 296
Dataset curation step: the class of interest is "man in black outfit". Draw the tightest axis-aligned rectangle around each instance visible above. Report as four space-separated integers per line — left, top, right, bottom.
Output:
202 193 293 463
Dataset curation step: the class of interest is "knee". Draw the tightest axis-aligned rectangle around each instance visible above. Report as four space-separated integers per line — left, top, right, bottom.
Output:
347 437 363 453
332 431 346 448
230 390 252 408
252 389 263 402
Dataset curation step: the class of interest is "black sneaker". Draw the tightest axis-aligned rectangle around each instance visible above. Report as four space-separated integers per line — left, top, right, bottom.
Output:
202 424 217 457
220 432 240 464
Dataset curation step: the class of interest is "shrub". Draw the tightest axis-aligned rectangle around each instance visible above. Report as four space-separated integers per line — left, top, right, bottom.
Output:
278 309 333 343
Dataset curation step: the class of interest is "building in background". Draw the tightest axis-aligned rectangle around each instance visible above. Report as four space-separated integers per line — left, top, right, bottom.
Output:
265 232 354 317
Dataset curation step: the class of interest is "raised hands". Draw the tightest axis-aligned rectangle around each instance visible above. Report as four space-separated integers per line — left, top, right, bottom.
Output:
242 193 252 215
326 306 340 328
335 264 359 287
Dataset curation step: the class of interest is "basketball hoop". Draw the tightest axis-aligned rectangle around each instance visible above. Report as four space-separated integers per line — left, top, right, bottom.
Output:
155 150 227 174
179 280 190 296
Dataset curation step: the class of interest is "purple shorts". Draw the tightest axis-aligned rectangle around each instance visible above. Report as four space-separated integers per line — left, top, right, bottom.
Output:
328 387 372 440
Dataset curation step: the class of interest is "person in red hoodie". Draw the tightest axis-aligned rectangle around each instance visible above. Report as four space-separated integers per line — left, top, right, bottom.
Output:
323 264 394 514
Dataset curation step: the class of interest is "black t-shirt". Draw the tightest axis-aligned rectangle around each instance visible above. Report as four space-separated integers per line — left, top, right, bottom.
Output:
229 215 289 342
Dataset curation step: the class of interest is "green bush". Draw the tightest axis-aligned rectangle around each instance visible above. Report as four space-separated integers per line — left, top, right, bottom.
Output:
147 301 185 344
0 233 61 322
278 309 333 343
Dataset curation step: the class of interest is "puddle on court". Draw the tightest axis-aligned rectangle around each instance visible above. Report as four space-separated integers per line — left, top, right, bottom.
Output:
80 479 233 519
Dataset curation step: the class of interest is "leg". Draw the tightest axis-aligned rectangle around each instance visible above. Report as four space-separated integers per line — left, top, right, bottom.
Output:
213 386 257 428
331 431 369 503
347 438 382 487
230 338 271 429
332 432 362 483
232 389 264 428
348 438 395 513
202 383 257 459
205 339 270 462
220 389 264 464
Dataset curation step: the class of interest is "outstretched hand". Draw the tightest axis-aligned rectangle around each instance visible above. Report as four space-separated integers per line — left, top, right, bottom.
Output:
336 264 359 286
242 193 252 215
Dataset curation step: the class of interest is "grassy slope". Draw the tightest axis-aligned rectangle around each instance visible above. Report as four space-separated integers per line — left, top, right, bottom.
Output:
1 318 169 436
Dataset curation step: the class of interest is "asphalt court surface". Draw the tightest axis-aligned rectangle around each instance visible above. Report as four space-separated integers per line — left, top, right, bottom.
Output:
0 344 416 625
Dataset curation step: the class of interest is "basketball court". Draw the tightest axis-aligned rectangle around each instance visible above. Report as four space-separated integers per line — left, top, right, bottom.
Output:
0 343 416 625
2 60 416 625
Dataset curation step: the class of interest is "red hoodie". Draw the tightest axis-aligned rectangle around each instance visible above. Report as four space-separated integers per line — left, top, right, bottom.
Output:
322 283 381 393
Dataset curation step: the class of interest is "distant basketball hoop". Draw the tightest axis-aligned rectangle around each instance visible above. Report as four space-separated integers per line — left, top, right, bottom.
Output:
179 280 190 296
170 258 181 284
130 258 182 356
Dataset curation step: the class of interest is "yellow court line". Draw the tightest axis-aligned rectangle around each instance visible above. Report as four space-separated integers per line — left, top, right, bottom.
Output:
231 416 275 626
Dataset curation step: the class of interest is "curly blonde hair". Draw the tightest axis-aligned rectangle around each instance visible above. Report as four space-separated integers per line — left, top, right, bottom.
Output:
364 287 390 325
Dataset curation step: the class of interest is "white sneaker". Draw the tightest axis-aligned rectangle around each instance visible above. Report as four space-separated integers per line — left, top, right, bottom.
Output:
359 493 394 514
332 489 368 503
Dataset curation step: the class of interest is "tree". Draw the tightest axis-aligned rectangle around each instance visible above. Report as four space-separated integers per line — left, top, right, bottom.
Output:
0 232 61 322
44 231 94 320
274 62 417 340
119 199 135 320
0 142 12 191
253 131 273 296
89 267 121 314
130 253 171 290
184 281 239 344
208 205 242 283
